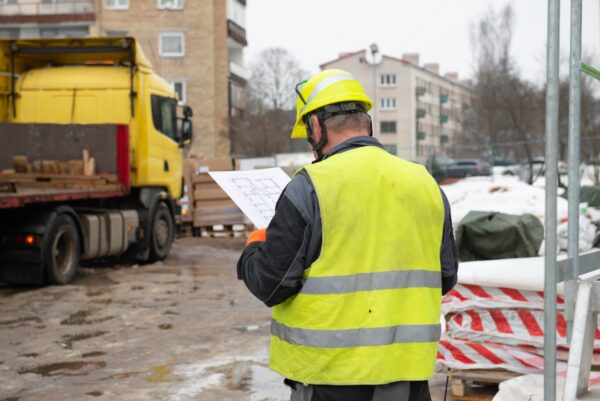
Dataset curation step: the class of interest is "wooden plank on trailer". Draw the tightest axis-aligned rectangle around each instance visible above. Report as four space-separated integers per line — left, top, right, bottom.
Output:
41 160 59 174
0 173 117 182
84 157 96 177
68 160 84 175
11 155 28 173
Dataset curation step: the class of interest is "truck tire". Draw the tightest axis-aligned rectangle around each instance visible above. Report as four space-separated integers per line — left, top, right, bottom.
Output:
45 214 80 285
148 202 174 262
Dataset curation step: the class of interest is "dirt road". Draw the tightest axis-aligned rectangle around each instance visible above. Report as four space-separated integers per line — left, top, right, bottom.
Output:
0 237 450 401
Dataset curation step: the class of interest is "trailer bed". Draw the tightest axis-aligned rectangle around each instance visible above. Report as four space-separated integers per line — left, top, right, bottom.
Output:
0 173 127 208
0 123 130 208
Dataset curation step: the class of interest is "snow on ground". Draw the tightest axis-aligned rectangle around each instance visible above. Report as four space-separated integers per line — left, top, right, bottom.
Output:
441 176 569 229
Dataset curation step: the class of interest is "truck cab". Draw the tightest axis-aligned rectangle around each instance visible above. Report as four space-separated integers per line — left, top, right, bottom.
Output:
0 38 193 284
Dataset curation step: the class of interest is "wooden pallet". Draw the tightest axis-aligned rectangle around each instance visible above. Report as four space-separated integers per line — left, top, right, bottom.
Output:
449 369 520 401
192 224 252 238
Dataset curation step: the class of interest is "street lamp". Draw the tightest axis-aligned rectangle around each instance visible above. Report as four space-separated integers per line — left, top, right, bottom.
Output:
369 43 380 139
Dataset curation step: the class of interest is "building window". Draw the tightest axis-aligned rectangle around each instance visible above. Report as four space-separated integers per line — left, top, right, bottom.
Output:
151 94 178 140
159 32 185 57
0 28 19 39
382 145 397 155
170 81 186 104
105 0 129 10
40 26 89 38
380 121 397 134
380 98 396 111
379 74 396 87
157 0 183 9
106 30 129 37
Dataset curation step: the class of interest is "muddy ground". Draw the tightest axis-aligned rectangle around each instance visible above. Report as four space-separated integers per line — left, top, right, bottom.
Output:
0 236 451 401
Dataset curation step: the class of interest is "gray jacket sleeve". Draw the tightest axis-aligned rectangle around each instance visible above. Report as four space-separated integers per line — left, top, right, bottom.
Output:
237 172 319 307
440 188 458 294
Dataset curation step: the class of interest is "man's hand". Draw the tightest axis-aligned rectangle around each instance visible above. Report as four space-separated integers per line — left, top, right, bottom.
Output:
246 228 267 245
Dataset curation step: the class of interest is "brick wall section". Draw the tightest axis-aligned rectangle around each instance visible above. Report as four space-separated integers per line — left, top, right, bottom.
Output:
97 0 230 158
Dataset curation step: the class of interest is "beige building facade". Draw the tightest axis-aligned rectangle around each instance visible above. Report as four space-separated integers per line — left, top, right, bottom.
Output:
0 0 249 158
321 50 472 162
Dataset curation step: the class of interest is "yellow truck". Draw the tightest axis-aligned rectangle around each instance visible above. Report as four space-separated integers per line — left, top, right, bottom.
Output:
0 37 193 285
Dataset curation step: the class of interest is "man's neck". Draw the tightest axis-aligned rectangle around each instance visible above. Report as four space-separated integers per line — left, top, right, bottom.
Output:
321 131 370 154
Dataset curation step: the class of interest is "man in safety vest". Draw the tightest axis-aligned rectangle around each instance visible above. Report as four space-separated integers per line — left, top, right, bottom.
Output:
237 69 458 401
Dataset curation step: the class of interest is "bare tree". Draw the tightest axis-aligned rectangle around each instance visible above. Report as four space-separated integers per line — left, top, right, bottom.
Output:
459 4 545 183
249 48 308 110
230 48 309 157
559 69 600 183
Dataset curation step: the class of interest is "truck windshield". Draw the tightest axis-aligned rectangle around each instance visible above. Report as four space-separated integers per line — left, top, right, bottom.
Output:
151 95 178 140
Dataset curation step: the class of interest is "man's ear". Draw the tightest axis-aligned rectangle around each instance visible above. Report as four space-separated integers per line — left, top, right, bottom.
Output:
310 114 322 144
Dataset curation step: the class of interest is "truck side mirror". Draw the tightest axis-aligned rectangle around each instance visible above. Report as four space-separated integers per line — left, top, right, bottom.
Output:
181 119 192 146
183 105 193 118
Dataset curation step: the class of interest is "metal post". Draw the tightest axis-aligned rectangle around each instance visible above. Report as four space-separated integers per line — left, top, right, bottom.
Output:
544 0 560 400
566 0 583 341
369 43 379 141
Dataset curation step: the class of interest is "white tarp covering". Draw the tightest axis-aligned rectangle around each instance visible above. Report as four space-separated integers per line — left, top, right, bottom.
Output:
457 257 561 293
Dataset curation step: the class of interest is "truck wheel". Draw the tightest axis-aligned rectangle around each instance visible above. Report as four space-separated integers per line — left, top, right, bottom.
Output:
45 214 80 285
149 202 174 262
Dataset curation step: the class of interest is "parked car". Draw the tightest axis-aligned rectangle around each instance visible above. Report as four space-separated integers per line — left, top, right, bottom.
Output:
523 157 567 178
446 159 492 178
426 156 456 182
490 156 520 176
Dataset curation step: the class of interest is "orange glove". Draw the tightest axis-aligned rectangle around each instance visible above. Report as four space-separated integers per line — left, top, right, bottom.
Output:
246 228 267 245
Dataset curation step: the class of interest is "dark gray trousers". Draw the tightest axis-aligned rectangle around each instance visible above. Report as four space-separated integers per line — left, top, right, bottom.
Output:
287 380 431 401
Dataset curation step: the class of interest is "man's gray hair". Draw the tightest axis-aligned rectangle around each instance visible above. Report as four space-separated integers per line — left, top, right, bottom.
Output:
324 112 371 134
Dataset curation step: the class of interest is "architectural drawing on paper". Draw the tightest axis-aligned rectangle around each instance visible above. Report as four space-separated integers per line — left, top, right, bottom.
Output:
209 168 291 228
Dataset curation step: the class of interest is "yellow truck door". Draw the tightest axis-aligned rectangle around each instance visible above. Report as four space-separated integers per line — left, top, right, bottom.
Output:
148 93 182 198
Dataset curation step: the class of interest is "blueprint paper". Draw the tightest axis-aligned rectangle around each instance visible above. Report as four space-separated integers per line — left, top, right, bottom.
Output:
209 168 291 228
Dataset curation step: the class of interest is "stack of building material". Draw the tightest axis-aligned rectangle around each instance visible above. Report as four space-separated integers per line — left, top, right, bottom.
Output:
0 149 120 195
438 258 600 400
8 150 96 176
183 157 250 236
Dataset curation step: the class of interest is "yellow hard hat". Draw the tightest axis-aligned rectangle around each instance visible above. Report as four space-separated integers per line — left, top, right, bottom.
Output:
291 69 374 139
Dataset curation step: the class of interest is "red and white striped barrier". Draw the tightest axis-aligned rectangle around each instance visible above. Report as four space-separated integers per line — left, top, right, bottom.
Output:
446 308 600 349
438 282 600 381
442 284 564 314
438 338 600 385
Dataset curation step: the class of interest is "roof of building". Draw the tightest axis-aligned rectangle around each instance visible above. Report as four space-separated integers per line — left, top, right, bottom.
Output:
320 50 473 92
319 50 367 69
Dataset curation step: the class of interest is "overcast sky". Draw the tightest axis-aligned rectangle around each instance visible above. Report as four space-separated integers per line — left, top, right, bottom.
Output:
246 0 600 85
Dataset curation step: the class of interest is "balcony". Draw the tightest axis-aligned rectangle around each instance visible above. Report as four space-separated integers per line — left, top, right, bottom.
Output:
230 61 250 82
0 0 95 24
227 19 247 47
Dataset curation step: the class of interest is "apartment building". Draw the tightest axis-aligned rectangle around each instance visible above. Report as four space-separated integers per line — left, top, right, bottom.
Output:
0 0 249 158
321 50 472 162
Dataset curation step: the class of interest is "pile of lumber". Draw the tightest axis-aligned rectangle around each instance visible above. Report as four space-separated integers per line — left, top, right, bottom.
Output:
8 149 96 176
183 157 250 232
0 149 120 194
0 173 121 193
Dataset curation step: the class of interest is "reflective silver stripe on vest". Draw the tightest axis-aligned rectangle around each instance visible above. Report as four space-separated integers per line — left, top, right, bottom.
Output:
300 72 355 115
271 320 441 348
301 270 441 295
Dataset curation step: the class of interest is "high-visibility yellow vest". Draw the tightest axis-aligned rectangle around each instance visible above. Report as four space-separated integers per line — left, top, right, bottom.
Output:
270 145 445 385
